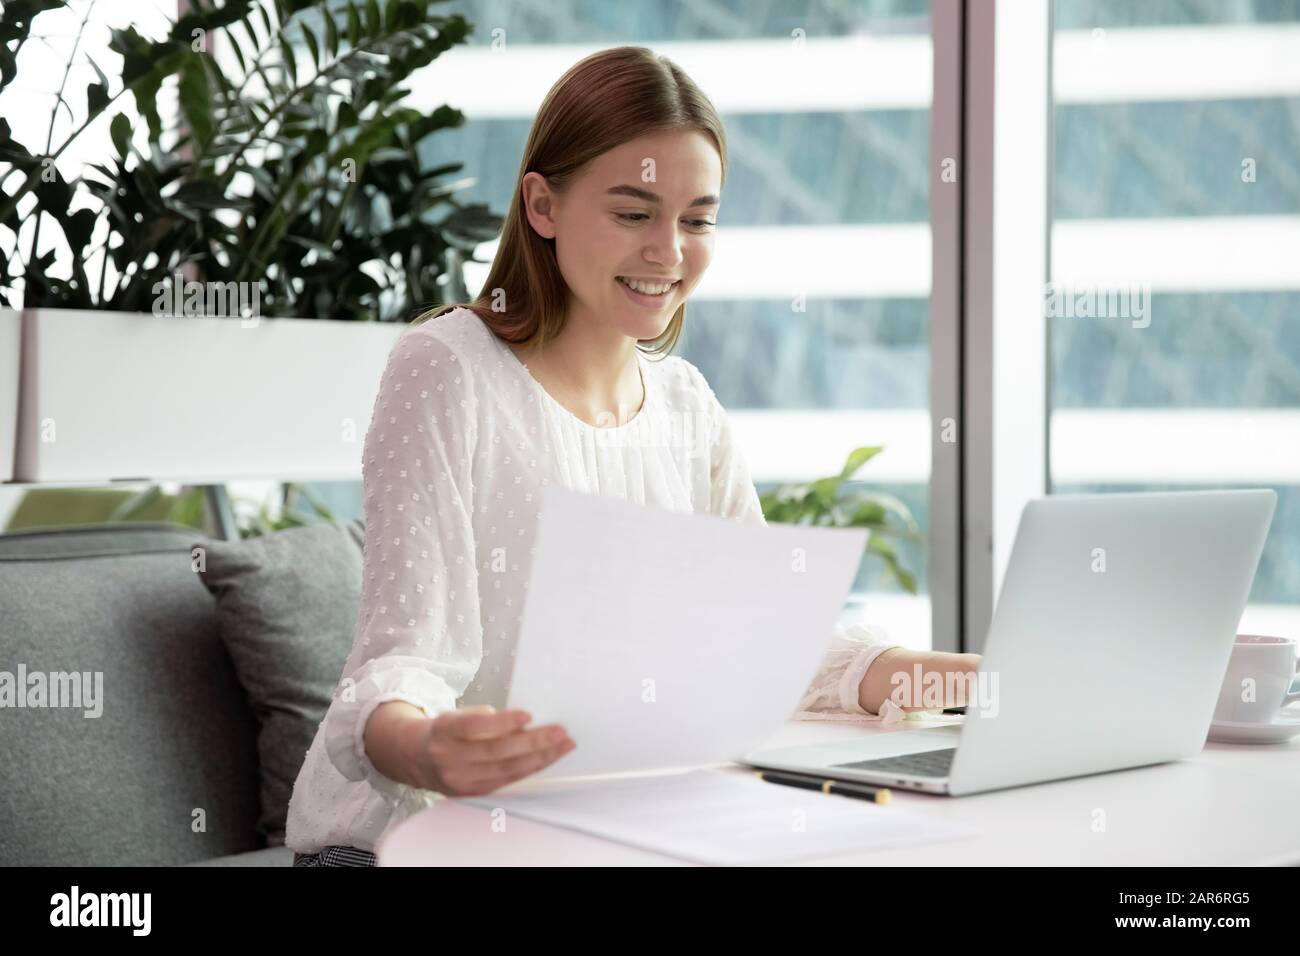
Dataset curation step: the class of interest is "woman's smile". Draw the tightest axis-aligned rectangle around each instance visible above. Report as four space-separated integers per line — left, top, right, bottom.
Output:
616 274 682 307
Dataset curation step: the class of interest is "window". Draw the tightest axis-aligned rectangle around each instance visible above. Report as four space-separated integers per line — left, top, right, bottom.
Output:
1049 0 1300 638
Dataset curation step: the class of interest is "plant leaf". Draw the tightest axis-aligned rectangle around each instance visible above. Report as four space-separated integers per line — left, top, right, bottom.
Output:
85 54 110 112
840 445 883 481
809 475 841 510
301 22 320 66
852 489 920 532
324 7 339 56
345 2 361 45
256 1 274 45
178 53 214 149
86 80 109 114
278 34 298 80
109 113 132 158
866 535 918 594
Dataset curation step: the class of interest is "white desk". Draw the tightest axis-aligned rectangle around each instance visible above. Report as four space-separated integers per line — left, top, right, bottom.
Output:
376 717 1300 866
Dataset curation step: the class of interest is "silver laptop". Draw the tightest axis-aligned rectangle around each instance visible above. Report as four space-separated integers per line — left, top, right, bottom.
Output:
742 489 1277 796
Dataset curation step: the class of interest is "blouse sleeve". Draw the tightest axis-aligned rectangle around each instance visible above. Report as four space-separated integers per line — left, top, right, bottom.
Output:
322 328 483 808
694 364 904 721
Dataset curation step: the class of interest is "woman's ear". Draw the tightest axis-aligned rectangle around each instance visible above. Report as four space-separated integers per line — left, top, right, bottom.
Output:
520 171 559 240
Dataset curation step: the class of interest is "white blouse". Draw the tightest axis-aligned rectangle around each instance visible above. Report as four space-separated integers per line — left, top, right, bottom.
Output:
285 306 901 855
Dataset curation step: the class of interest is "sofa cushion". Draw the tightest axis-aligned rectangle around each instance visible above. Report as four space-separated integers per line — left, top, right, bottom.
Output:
0 523 263 866
185 845 294 866
193 520 363 846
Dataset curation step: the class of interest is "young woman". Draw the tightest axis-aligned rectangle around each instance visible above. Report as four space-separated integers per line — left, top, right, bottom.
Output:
286 46 979 866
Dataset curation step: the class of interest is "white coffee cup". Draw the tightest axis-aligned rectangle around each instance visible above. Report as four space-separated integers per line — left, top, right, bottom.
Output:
1213 634 1300 724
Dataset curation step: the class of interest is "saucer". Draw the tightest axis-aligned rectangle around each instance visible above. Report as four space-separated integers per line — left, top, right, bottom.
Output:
1207 704 1300 744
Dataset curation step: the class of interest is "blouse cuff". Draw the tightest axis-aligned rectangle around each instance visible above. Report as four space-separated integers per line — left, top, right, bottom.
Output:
792 619 902 720
323 658 460 809
837 623 900 715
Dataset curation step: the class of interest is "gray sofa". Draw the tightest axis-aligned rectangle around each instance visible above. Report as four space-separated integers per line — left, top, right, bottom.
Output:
0 522 295 866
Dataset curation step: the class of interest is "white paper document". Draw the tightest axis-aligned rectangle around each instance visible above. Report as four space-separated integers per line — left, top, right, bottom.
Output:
461 768 980 865
479 486 979 863
504 484 870 782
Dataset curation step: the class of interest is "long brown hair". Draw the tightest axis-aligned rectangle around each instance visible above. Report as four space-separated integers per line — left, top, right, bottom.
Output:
412 45 727 358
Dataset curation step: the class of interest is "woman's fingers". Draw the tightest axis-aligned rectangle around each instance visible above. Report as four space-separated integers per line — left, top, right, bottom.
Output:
460 723 572 763
459 738 577 793
437 705 572 762
420 706 577 796
441 705 531 741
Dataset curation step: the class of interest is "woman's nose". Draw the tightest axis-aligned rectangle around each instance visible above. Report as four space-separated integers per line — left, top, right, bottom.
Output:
644 223 685 270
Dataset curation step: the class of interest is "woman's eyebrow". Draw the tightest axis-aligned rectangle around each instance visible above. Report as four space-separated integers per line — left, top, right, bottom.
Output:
605 184 720 208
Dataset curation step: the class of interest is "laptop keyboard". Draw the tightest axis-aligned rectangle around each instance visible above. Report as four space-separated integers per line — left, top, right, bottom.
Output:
831 747 957 778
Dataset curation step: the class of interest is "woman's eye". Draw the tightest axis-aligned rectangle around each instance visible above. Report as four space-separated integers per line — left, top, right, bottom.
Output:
615 212 716 229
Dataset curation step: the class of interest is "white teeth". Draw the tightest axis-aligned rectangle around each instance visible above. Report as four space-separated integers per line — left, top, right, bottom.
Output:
618 277 676 295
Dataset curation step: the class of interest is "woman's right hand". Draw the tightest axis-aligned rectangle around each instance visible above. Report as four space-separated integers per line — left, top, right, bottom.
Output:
402 705 576 797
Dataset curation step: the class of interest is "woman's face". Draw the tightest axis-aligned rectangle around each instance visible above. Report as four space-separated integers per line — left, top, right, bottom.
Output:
521 128 721 342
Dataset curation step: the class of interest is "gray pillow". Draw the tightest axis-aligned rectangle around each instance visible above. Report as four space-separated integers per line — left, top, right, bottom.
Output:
194 519 363 846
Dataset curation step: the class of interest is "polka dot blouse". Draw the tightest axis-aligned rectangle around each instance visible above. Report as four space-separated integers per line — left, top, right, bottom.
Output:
284 306 899 855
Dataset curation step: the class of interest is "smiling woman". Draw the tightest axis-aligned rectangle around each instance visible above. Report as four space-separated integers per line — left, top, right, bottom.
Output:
416 45 726 359
285 45 978 867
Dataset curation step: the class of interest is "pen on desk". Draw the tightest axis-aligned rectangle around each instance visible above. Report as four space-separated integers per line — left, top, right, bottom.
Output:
753 770 891 804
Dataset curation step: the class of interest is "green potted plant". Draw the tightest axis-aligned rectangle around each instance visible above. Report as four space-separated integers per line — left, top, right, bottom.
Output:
0 0 504 485
759 445 922 594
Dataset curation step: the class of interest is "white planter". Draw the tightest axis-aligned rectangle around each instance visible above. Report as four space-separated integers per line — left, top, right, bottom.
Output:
15 309 408 483
0 309 20 482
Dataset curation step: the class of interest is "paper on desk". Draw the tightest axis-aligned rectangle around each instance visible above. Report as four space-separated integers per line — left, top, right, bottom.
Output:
460 768 980 865
503 484 869 785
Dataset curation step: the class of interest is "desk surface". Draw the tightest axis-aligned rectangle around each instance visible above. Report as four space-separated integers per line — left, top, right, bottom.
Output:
377 717 1300 866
